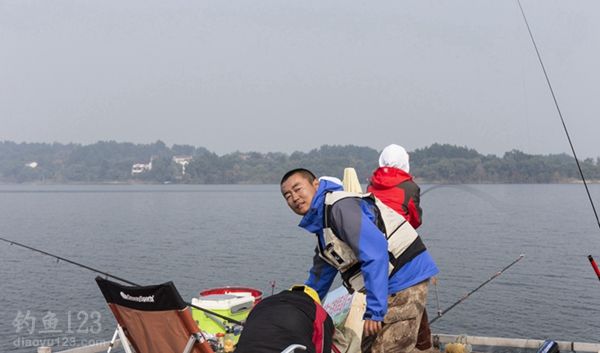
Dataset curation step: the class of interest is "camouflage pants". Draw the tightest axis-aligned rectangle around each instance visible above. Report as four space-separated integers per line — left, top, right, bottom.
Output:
361 280 429 353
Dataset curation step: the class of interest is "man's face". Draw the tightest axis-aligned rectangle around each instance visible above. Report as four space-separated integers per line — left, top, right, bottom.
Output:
281 173 319 216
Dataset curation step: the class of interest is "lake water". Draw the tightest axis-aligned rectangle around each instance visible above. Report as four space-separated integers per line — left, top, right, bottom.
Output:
1 184 599 352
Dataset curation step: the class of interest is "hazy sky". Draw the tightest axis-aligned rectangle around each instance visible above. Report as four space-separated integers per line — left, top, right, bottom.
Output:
1 0 599 157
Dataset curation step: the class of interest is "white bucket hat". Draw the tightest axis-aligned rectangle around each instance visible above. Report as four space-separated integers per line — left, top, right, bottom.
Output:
378 144 410 173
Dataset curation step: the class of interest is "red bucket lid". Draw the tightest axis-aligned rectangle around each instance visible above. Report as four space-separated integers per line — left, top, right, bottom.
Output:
199 287 263 305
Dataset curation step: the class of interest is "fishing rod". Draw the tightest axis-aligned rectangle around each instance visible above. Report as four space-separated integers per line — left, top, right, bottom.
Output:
429 254 525 325
516 0 600 280
422 184 507 212
588 255 600 281
0 236 244 326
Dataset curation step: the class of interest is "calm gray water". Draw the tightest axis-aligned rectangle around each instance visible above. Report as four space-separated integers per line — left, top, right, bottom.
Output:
1 184 599 352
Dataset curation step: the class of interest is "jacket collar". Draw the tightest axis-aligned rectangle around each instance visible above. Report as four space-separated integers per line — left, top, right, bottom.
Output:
370 166 413 188
298 180 343 233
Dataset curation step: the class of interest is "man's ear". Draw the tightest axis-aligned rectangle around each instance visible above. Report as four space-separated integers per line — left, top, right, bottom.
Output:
312 179 320 189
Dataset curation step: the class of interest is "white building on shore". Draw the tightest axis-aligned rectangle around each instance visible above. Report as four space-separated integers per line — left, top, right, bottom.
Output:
131 158 153 175
172 156 192 175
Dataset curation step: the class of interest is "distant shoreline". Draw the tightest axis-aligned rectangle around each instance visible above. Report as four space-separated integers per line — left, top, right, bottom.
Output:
1 141 599 184
1 179 600 186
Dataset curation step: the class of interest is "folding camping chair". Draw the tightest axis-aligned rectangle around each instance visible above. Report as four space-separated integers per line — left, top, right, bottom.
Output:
95 276 214 353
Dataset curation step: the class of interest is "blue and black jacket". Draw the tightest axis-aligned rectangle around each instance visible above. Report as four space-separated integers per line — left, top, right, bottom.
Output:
301 180 439 321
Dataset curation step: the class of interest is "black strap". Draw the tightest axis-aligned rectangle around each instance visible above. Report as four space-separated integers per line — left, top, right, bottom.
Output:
389 236 426 278
339 236 426 292
340 262 362 292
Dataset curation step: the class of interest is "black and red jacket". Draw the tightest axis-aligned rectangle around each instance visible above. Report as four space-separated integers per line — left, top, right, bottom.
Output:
235 290 334 353
367 166 422 229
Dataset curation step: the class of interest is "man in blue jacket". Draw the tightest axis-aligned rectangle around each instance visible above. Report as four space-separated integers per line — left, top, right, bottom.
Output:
280 168 439 353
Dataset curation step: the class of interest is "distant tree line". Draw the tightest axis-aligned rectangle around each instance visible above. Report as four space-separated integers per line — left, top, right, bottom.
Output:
0 141 599 184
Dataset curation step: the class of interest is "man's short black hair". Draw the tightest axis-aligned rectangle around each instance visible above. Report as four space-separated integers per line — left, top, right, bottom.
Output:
280 168 317 185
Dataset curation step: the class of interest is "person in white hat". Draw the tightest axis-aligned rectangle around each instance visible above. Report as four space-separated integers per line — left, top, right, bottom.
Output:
368 144 434 352
369 144 422 229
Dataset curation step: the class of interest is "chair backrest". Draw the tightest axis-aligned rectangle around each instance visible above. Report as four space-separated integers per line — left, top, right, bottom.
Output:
96 276 214 353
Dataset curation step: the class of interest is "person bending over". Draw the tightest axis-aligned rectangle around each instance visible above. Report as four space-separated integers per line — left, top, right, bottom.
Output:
280 168 438 353
235 285 334 353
